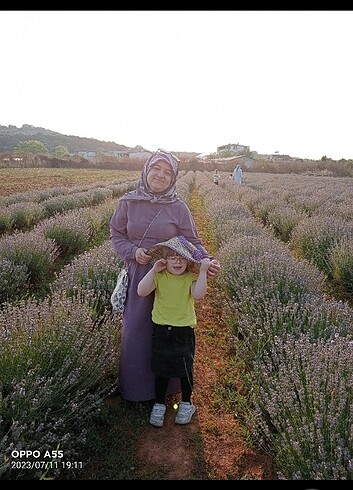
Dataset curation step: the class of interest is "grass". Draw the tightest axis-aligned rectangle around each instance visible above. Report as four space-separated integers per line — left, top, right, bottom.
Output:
73 398 151 480
74 394 209 480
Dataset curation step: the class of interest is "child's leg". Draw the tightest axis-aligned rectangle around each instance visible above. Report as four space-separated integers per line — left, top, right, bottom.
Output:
175 375 195 425
155 376 169 404
180 374 193 403
150 376 169 427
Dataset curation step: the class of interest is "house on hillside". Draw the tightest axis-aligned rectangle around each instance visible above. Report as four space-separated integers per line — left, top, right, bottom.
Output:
71 149 148 160
72 150 131 160
74 151 97 160
217 143 250 155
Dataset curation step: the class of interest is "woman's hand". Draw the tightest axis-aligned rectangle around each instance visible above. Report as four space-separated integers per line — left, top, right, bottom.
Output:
135 247 152 265
207 259 220 278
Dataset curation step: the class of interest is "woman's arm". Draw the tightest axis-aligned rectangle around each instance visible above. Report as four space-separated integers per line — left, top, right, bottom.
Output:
110 200 138 262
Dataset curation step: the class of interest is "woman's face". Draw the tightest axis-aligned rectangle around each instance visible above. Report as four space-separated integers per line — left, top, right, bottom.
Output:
147 161 173 193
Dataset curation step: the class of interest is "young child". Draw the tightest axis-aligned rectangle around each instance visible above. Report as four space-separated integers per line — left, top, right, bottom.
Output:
213 169 220 185
137 235 211 427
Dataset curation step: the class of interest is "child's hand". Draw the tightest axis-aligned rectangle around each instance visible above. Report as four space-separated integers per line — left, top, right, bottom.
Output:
153 258 167 273
200 257 211 272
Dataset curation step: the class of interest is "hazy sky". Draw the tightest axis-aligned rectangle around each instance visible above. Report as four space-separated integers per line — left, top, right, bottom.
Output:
1 10 353 160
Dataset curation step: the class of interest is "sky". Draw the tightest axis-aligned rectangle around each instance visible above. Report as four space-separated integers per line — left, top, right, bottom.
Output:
1 10 353 160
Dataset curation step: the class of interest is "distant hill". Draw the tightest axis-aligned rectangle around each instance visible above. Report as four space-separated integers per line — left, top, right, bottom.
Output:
0 124 134 154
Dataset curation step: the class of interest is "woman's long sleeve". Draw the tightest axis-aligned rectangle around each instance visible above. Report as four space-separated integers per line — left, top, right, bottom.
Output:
110 200 138 262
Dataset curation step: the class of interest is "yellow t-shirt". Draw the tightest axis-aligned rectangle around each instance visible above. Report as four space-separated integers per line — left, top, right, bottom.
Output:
152 270 198 327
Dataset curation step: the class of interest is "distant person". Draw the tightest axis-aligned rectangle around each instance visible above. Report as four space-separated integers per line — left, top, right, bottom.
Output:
137 235 211 427
213 169 220 185
232 164 243 185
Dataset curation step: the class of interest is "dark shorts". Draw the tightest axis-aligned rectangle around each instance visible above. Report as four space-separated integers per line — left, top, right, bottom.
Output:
151 323 195 378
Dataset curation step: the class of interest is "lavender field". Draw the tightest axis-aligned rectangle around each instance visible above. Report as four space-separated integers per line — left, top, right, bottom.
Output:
197 170 353 480
1 168 352 480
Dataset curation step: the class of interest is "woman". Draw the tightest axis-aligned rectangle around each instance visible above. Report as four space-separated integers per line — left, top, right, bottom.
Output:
110 150 220 402
232 164 243 185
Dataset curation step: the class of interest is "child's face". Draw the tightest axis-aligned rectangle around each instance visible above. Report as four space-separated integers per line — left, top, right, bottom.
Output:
165 253 188 275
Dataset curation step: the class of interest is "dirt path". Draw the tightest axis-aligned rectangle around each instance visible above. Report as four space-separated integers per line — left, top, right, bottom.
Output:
132 189 276 480
132 287 276 480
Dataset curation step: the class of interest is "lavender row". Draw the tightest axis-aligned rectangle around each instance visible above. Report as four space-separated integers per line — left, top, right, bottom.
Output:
0 179 138 235
196 170 353 479
0 171 193 479
0 291 120 480
0 198 119 305
219 171 353 300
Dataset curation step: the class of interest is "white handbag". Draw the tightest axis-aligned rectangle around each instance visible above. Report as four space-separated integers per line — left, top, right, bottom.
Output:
110 267 129 313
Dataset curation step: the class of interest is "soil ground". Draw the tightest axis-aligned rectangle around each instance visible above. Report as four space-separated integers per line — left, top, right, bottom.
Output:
130 192 276 480
132 285 276 480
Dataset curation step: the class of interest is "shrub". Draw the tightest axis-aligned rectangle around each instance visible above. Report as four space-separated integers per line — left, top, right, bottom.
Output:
0 292 120 480
248 335 353 480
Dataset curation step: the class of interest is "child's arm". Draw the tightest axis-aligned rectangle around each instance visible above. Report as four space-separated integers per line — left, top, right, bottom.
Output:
191 258 211 300
137 259 166 297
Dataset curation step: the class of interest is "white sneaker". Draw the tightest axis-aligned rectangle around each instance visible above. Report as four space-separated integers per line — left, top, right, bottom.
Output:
175 401 196 425
149 403 166 427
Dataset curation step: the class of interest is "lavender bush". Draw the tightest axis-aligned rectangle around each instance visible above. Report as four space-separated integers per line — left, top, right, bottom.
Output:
234 295 353 368
0 230 59 292
0 185 70 206
0 208 11 234
290 216 353 277
267 205 306 243
330 237 353 296
37 209 93 259
248 334 353 480
84 199 116 246
0 259 29 306
7 201 45 231
0 291 120 480
218 237 325 306
51 240 121 317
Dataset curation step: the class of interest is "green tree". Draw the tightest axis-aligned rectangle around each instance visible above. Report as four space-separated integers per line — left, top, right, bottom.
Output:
54 145 70 157
14 140 49 154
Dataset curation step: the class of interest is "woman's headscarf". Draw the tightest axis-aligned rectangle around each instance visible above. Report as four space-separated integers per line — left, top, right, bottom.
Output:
121 150 180 203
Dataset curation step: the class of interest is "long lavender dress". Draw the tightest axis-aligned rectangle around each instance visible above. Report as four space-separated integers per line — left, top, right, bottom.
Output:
110 198 208 402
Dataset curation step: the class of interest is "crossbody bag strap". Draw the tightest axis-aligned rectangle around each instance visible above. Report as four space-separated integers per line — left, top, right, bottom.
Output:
137 205 165 247
125 205 165 269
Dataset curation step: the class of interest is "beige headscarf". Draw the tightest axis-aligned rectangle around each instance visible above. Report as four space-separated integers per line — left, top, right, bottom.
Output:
121 150 180 203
